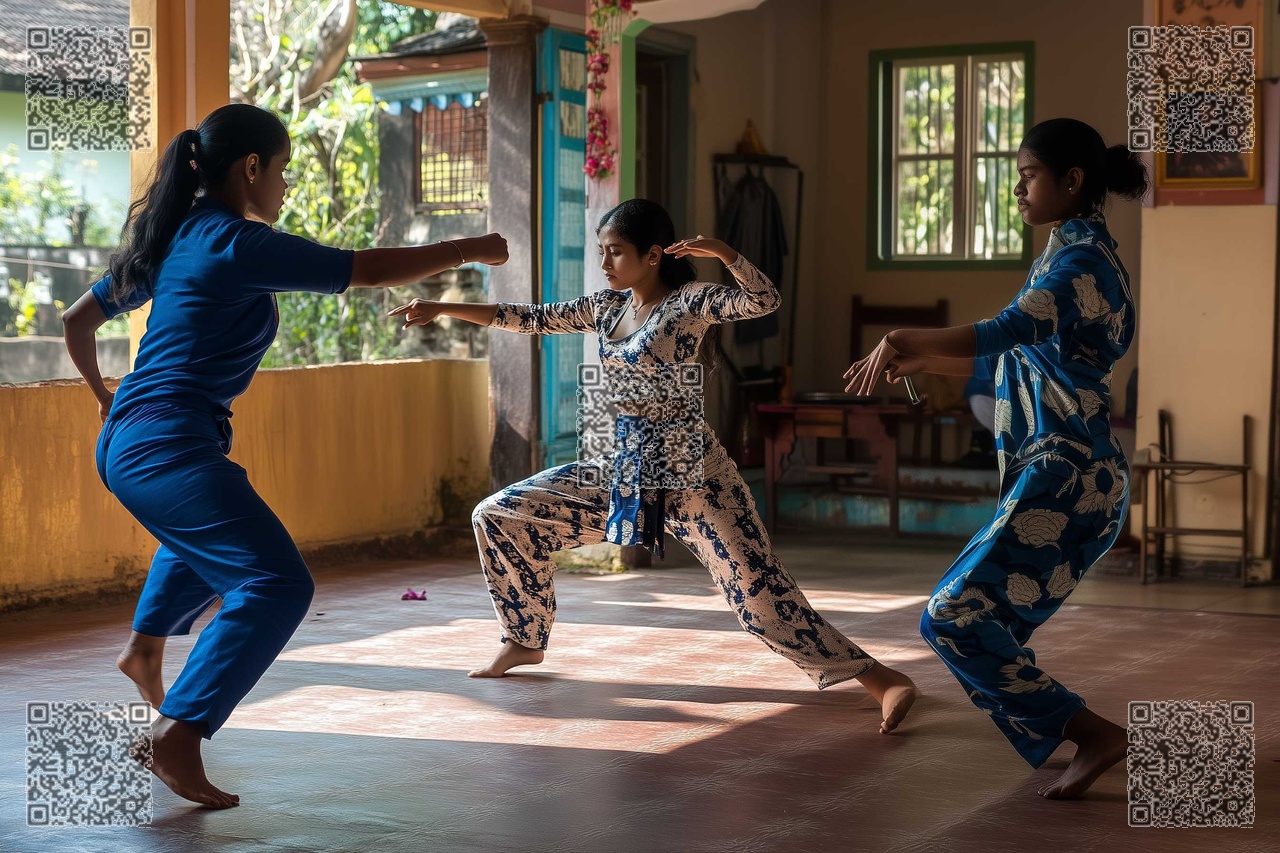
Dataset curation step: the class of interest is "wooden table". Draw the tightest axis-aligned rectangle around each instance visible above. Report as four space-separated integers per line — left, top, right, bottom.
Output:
754 402 912 536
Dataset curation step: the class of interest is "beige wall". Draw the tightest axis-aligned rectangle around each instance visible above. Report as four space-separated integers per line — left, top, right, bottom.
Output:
813 0 1144 398
1137 205 1276 571
664 0 825 414
666 0 1143 398
661 0 1280 576
0 360 492 609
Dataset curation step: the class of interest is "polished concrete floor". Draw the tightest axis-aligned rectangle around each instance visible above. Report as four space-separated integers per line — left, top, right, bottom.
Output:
1 535 1276 852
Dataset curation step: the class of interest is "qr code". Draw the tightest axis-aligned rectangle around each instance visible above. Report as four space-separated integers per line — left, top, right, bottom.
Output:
26 701 153 826
577 362 706 489
25 26 154 152
1127 25 1255 153
1127 700 1254 828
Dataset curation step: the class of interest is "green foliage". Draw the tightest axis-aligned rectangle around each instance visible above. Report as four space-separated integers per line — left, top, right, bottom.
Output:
1 276 65 337
231 0 437 367
0 147 123 247
354 2 437 55
894 59 1025 259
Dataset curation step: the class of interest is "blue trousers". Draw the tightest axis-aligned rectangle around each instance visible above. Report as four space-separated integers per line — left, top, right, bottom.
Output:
920 455 1128 767
97 401 313 738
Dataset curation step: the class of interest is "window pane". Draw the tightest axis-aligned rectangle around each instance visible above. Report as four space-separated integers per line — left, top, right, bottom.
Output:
559 48 587 92
896 158 954 256
971 58 1025 258
560 101 586 140
972 155 1023 258
974 59 1025 153
421 97 489 212
897 63 956 156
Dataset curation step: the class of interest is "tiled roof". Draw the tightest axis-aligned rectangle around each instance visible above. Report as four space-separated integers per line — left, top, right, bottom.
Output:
351 16 484 62
0 0 129 77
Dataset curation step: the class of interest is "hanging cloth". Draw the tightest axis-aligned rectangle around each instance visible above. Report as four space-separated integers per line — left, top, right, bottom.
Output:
718 167 789 345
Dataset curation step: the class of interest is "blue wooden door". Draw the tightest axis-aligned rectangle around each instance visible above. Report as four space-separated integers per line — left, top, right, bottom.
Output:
537 29 589 469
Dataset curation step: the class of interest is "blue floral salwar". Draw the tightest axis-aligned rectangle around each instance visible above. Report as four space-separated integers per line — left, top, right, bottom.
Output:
920 214 1135 767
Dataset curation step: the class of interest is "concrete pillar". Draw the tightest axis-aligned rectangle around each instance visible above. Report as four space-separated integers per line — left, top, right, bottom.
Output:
126 0 230 366
480 15 548 490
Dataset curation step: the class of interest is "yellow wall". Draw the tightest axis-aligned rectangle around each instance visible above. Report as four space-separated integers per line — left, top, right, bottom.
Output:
1136 206 1277 572
0 360 492 609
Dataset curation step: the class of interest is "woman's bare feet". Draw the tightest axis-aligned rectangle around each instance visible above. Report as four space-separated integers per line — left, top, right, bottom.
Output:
468 641 545 678
134 716 239 808
1038 707 1128 799
117 631 167 709
856 662 921 734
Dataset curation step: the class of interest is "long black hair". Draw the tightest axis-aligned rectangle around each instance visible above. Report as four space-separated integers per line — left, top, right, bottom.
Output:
596 198 719 373
1021 118 1149 215
107 103 289 304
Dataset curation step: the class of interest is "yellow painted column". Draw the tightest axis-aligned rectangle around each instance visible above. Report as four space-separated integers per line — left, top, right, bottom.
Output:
125 0 230 365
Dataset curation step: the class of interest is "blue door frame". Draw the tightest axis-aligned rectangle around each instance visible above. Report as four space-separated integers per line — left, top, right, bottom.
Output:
537 29 589 470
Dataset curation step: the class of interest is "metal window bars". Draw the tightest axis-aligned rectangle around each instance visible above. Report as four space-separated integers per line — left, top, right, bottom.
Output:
418 95 488 213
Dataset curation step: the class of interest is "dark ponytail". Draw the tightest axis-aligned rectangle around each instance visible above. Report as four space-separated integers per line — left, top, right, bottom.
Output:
107 103 289 304
597 199 720 373
1103 144 1149 200
1021 117 1150 214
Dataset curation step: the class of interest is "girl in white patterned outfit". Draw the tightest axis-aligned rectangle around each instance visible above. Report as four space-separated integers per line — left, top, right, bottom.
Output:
391 199 920 733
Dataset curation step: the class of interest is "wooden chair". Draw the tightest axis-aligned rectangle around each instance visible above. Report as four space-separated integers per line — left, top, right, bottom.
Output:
1134 410 1252 585
849 296 957 465
850 297 950 359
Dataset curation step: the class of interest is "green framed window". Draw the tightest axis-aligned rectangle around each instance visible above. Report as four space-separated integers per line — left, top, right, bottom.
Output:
867 42 1035 271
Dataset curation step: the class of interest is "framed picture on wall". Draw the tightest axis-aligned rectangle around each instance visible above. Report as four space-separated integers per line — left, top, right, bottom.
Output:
1155 0 1264 190
1155 86 1263 189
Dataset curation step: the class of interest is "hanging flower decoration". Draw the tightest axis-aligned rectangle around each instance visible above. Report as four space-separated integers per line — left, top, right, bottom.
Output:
584 0 636 181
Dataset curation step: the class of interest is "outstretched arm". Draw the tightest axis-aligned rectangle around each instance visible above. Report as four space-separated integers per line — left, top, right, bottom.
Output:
845 325 978 395
887 354 979 379
886 325 977 359
392 300 499 329
391 292 598 335
350 234 508 288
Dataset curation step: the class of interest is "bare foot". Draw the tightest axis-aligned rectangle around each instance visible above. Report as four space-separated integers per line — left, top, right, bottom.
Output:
468 641 545 678
1038 708 1128 799
117 632 166 710
856 662 921 734
133 716 239 809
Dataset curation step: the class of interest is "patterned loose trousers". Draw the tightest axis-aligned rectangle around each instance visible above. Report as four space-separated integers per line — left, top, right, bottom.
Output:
920 455 1128 766
472 448 877 688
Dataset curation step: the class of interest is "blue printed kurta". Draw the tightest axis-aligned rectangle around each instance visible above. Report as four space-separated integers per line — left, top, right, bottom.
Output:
471 255 878 687
920 214 1135 767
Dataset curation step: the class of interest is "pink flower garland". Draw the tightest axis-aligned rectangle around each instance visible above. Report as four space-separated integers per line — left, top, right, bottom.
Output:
584 0 635 180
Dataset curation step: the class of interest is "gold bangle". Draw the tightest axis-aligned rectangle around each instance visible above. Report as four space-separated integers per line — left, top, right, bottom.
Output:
445 240 465 268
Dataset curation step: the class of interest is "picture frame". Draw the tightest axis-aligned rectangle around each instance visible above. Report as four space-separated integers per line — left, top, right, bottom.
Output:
1154 0 1264 190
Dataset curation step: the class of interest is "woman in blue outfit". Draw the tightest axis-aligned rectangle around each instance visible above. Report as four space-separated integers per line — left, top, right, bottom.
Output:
391 199 921 734
61 103 508 808
845 118 1148 799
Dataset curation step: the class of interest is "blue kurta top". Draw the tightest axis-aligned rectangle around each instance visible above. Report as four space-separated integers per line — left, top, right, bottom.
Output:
972 213 1135 480
92 195 354 419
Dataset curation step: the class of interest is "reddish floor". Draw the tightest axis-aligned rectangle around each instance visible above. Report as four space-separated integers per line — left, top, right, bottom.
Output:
1 537 1276 852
